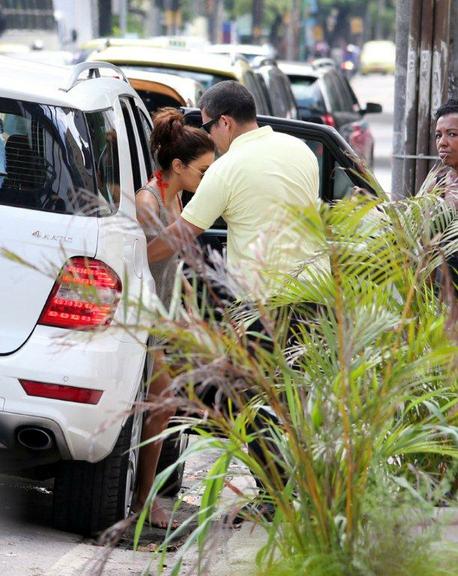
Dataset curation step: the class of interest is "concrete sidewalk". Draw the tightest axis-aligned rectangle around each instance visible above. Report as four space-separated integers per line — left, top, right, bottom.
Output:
206 508 458 576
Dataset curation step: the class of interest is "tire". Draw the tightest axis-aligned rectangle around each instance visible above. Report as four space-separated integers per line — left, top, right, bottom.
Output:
156 430 189 496
52 391 144 536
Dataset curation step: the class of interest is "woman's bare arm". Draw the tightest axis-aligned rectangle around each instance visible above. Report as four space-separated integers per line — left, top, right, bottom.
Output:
147 217 204 264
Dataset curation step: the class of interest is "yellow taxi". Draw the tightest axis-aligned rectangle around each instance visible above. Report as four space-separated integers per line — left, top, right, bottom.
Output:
125 69 204 111
87 45 271 115
360 40 396 75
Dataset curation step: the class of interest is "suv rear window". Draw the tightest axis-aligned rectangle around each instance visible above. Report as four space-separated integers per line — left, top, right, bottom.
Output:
0 98 111 216
288 75 325 112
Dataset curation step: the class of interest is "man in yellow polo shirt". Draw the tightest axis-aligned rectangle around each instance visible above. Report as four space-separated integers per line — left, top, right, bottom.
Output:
146 80 327 300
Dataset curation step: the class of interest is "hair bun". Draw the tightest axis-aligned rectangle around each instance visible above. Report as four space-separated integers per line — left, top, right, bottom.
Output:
151 107 185 162
149 106 214 171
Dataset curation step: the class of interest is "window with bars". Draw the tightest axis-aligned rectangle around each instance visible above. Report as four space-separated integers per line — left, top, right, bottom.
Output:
2 0 55 31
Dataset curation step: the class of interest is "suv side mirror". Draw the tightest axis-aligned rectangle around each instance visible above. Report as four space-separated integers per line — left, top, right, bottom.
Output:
360 102 382 115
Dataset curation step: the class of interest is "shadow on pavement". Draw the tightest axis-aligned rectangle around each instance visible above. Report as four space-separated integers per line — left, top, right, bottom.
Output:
0 475 54 527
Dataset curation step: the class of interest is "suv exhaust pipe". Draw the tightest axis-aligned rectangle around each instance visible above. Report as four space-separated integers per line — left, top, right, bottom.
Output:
17 427 53 451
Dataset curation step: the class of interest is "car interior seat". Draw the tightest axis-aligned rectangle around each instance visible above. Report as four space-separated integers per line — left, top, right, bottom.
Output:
2 134 48 209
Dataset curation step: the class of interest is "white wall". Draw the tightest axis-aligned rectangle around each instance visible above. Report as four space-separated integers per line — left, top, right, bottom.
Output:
53 0 96 47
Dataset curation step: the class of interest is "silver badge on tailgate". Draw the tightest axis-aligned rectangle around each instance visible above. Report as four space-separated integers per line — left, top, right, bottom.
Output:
32 230 73 243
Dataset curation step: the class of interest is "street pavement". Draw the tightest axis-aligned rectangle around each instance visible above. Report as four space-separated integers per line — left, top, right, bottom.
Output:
3 440 458 576
351 73 394 195
0 441 257 576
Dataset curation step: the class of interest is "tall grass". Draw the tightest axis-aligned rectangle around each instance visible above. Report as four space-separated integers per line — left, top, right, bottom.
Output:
134 190 458 575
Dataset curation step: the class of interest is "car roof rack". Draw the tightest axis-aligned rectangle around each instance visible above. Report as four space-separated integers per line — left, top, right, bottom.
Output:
311 58 336 70
250 55 278 68
61 61 128 92
224 51 249 66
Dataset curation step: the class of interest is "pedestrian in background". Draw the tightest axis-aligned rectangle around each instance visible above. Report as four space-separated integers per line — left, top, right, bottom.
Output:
428 98 458 294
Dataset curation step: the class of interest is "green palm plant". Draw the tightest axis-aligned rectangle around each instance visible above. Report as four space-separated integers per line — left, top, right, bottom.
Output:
134 189 458 576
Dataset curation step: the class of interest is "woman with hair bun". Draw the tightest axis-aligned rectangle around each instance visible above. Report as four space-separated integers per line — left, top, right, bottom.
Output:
134 107 215 528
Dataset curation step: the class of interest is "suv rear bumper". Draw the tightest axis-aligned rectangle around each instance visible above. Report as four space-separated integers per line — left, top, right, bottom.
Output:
0 411 70 473
0 325 146 467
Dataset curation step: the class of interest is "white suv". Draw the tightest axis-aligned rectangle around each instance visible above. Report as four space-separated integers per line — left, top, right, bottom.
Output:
0 57 156 535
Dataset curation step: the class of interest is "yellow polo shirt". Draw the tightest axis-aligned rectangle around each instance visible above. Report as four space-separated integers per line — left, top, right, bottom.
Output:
182 126 328 299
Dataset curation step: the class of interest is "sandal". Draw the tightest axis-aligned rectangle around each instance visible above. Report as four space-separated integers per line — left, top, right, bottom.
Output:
223 500 275 526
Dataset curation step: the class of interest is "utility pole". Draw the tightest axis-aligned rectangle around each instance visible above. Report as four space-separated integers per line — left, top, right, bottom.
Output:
449 0 458 97
206 0 216 43
146 0 161 36
391 0 451 198
119 0 128 36
252 0 263 44
374 0 385 39
98 0 113 37
391 0 410 199
285 0 300 60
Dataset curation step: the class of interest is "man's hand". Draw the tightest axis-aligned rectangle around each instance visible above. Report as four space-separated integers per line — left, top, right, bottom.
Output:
146 216 204 264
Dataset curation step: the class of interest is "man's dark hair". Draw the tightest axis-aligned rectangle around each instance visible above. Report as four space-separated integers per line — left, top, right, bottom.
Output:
435 98 458 121
198 80 257 124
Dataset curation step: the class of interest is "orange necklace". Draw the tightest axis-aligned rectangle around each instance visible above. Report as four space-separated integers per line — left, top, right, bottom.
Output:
153 170 183 211
154 169 168 204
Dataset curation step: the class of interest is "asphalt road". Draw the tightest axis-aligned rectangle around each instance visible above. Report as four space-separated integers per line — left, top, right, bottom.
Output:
351 72 395 195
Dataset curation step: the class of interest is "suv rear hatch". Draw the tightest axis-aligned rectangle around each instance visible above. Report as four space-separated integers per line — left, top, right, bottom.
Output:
0 98 110 354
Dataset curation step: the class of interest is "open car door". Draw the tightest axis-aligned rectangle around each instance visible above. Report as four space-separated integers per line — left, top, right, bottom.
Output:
182 109 380 252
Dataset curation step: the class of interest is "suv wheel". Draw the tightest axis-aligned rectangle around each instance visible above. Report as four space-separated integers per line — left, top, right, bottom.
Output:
52 388 144 536
156 430 189 496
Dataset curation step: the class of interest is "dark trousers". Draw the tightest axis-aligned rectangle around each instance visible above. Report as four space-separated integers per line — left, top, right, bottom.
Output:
200 299 317 493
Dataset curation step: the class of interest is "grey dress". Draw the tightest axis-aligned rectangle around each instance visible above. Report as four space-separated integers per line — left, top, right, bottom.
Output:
142 184 179 309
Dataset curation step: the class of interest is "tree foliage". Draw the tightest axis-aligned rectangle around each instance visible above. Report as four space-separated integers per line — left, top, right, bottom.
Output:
224 0 292 26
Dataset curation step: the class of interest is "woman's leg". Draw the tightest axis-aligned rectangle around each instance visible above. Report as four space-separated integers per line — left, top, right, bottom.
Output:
135 349 176 527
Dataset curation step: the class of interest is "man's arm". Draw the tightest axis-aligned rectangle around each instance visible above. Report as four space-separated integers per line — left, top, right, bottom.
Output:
146 216 204 264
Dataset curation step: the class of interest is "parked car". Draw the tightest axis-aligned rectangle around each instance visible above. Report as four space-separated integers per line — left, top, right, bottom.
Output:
7 49 75 66
125 68 205 111
88 46 272 116
279 60 382 166
79 35 208 58
360 40 396 75
0 42 31 55
250 56 298 119
207 42 277 64
205 44 296 119
0 56 159 536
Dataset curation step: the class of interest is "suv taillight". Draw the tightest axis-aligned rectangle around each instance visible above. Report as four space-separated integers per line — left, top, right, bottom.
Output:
38 257 122 330
321 113 336 127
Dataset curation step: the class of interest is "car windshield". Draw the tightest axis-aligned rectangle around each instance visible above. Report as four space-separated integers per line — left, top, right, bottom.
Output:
0 98 113 216
128 65 229 90
288 75 325 112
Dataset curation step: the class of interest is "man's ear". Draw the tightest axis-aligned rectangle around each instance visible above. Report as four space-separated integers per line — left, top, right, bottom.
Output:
220 114 231 130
